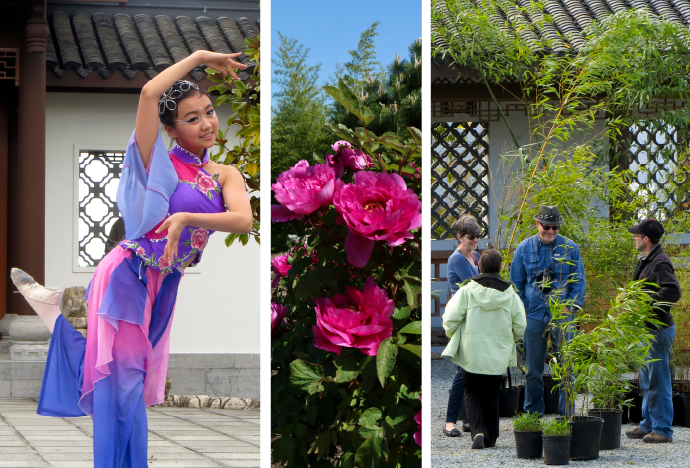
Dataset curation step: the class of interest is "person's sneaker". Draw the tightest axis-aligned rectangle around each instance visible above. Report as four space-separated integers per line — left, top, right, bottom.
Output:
471 433 484 450
642 433 672 443
625 427 650 439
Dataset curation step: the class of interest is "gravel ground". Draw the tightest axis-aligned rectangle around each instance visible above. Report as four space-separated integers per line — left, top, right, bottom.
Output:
431 357 690 468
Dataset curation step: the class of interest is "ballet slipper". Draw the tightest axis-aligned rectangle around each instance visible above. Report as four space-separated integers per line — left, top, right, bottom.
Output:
10 268 62 307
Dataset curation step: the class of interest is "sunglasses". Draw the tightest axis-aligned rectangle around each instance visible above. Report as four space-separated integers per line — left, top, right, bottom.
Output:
540 223 560 231
465 234 479 240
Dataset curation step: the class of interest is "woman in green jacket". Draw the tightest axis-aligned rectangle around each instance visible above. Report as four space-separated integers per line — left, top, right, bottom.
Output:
442 245 527 449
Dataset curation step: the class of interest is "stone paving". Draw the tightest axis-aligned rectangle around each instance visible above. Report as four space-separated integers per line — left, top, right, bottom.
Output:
0 398 259 468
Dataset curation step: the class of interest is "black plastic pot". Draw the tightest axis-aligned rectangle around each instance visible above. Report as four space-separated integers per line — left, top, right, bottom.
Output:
628 390 643 423
621 404 629 424
543 435 571 465
677 393 690 427
499 387 521 417
672 393 683 426
561 416 603 460
518 385 526 414
515 430 543 459
543 375 559 414
588 409 622 450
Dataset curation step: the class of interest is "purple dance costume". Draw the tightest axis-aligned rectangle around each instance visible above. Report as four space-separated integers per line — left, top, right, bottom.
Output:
36 130 225 467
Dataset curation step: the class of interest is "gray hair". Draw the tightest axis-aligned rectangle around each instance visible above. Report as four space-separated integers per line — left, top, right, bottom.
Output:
452 215 480 239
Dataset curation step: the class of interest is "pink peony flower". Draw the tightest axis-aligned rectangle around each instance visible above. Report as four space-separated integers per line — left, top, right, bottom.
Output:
190 228 209 250
327 141 374 178
271 253 292 288
271 253 291 277
313 277 394 356
158 255 171 269
271 303 288 334
271 205 305 223
414 410 421 447
195 171 216 192
272 160 337 220
136 247 146 256
332 171 422 268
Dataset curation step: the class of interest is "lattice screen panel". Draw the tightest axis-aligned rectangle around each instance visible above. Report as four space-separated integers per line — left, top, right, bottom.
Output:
629 121 689 221
78 150 124 267
431 122 490 239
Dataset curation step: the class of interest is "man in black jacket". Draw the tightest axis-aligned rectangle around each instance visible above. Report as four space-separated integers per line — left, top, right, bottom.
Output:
625 219 681 444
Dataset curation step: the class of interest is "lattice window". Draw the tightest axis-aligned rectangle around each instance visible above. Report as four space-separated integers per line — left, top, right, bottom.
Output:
77 150 124 267
0 49 19 86
431 122 490 239
629 120 690 221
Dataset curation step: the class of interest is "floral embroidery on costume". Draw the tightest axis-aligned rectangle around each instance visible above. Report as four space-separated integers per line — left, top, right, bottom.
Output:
179 172 221 200
119 143 225 274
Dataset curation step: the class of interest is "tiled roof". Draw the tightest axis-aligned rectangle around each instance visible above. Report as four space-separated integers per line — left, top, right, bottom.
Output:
432 0 690 68
47 11 259 81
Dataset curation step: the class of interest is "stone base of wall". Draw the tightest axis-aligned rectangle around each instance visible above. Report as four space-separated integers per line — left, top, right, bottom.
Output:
167 353 260 401
159 394 259 409
0 352 260 400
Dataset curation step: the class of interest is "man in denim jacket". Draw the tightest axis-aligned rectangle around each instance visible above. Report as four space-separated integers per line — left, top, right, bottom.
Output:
509 206 585 416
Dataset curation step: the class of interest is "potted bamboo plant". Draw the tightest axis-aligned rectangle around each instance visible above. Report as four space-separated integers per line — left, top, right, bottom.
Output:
549 281 664 457
514 412 543 459
585 283 663 449
541 419 571 466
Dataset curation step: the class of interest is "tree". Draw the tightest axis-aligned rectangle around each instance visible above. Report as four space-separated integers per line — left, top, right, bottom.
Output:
329 21 384 91
330 39 422 137
271 33 332 178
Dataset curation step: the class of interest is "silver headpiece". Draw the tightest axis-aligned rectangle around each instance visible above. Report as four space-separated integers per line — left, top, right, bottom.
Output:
158 80 200 115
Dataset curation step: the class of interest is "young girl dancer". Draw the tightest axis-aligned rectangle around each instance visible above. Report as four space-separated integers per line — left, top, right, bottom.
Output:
11 50 252 468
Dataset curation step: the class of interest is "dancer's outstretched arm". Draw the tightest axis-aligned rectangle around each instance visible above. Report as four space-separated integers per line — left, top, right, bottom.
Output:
135 50 247 167
155 162 252 262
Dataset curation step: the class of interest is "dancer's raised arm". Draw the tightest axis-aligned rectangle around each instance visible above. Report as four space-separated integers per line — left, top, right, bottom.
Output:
135 50 247 167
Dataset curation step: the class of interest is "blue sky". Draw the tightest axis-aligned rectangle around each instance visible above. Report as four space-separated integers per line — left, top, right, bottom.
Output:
270 0 421 105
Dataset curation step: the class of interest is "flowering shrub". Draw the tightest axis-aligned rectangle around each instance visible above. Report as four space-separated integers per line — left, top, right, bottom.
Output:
271 80 422 467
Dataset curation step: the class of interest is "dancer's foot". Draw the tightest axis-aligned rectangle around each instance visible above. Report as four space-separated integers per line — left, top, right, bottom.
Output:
10 268 62 332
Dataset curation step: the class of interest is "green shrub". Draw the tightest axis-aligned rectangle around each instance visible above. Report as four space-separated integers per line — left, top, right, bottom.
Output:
514 413 542 432
541 419 571 437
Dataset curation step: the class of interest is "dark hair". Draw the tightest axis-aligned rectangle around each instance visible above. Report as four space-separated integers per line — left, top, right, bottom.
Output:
648 237 661 245
478 243 502 274
158 80 211 127
453 214 480 239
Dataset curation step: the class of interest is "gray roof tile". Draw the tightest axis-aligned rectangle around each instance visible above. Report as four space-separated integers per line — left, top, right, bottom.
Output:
47 11 257 81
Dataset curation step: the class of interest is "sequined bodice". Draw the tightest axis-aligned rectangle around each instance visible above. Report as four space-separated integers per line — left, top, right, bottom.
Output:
119 145 225 273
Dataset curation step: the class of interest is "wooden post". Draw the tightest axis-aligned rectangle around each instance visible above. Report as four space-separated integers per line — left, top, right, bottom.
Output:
9 3 47 316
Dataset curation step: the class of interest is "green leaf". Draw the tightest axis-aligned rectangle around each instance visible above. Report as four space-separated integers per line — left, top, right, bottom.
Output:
403 277 422 311
271 436 295 467
393 307 410 320
385 406 414 430
339 452 355 468
289 360 325 394
307 431 331 460
398 321 421 334
333 355 361 383
376 338 398 387
399 343 422 358
359 408 383 426
354 432 387 468
407 126 422 145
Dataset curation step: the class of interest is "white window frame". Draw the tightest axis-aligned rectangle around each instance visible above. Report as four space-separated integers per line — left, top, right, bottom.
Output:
72 143 201 274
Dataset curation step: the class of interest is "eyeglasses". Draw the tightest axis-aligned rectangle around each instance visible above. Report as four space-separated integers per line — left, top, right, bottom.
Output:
539 223 560 231
465 234 479 240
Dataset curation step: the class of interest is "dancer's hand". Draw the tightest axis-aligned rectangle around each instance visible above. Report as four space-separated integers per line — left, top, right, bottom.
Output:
156 213 189 264
197 51 247 81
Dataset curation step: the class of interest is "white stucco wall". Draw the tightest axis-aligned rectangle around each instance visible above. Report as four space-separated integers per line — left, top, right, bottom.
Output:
45 92 259 354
